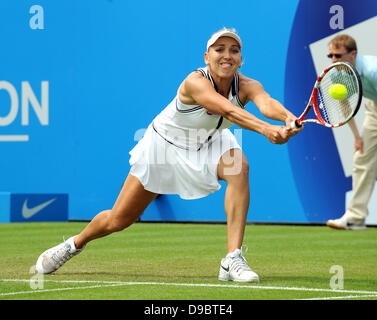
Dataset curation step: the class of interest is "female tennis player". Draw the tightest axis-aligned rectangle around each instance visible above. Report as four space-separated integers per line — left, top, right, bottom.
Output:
36 28 302 282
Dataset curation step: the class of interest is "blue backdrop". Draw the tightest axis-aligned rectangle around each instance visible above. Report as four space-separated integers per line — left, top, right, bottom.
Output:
1 0 375 224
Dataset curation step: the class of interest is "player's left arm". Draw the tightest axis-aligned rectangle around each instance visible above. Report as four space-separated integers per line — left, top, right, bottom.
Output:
239 73 302 133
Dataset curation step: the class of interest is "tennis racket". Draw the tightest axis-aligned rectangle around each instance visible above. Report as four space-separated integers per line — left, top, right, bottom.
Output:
291 61 362 129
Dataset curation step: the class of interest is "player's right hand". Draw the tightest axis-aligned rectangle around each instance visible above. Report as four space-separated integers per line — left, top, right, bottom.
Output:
264 124 291 144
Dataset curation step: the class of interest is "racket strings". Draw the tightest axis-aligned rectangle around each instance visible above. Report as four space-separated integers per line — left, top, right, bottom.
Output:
317 64 359 126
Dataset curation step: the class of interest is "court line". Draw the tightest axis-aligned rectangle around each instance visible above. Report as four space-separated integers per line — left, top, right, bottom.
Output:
1 279 377 298
0 283 129 297
298 294 377 300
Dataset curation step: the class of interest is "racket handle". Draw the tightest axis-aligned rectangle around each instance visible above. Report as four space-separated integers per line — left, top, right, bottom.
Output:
290 120 302 129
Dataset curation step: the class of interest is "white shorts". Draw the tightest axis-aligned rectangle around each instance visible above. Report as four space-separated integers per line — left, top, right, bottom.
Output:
129 125 241 199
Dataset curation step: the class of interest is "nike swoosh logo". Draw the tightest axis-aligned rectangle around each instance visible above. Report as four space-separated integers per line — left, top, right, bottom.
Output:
221 264 229 272
22 198 57 219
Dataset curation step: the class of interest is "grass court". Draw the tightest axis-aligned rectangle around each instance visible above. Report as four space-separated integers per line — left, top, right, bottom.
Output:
1 221 376 300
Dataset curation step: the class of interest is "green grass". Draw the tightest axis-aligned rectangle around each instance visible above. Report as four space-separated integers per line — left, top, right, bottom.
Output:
0 222 376 300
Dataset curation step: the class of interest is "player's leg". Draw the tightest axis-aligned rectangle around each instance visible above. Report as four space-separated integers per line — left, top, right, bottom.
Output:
217 148 259 283
217 148 249 253
74 173 158 248
36 173 158 274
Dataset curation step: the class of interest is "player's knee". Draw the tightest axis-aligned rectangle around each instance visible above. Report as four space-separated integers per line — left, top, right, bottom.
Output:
220 154 250 184
228 159 249 186
241 158 249 175
107 211 134 233
236 157 249 180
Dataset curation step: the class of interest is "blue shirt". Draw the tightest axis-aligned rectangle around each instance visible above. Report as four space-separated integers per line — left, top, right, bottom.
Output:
355 54 377 101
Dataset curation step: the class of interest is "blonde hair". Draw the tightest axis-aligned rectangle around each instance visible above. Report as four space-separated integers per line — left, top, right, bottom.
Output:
329 34 357 52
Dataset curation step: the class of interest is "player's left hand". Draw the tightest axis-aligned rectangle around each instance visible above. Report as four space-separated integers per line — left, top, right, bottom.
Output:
284 116 303 138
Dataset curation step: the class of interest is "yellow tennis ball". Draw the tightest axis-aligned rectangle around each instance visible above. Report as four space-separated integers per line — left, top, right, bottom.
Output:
328 83 347 100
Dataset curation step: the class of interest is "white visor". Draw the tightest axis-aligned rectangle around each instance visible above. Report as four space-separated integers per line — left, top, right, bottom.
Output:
206 29 242 51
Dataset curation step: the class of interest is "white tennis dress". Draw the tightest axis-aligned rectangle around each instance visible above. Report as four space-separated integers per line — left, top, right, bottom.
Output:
129 67 245 199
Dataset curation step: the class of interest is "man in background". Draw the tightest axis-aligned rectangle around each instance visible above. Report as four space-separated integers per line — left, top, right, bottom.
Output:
326 34 377 230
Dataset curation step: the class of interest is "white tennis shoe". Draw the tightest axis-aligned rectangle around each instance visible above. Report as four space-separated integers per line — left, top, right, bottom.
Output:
326 215 366 230
218 247 260 283
36 236 83 274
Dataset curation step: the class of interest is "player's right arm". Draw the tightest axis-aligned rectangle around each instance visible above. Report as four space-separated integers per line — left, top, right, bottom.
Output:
179 71 290 144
